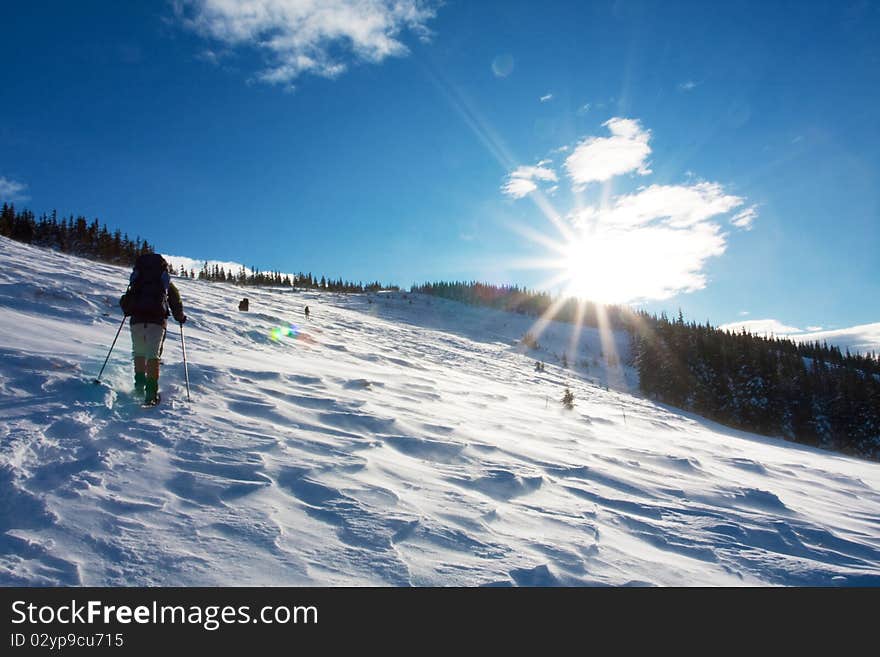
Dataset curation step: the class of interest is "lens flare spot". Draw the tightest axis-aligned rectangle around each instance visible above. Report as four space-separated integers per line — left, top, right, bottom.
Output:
492 54 514 78
271 324 300 341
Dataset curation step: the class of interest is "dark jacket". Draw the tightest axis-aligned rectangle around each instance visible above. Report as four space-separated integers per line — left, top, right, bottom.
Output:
123 281 185 327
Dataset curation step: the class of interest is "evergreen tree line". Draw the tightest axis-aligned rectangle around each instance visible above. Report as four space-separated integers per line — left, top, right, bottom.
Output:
410 280 640 330
1 204 395 293
633 312 880 459
185 261 392 292
1 203 153 264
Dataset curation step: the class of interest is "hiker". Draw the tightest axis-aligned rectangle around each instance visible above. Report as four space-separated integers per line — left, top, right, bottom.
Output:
119 254 186 405
238 297 249 311
304 305 310 319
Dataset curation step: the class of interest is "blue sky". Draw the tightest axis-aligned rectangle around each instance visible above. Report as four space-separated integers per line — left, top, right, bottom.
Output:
1 1 878 331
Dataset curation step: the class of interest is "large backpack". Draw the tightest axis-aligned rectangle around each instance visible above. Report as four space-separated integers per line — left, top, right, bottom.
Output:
125 253 171 319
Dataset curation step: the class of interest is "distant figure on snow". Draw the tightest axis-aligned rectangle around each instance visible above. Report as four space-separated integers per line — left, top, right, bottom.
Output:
304 305 310 319
238 297 249 312
120 254 186 405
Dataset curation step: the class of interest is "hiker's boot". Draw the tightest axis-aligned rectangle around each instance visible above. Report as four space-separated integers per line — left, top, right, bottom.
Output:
144 377 160 406
134 371 146 395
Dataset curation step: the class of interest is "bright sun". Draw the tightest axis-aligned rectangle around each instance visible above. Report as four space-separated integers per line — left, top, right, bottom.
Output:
560 231 645 305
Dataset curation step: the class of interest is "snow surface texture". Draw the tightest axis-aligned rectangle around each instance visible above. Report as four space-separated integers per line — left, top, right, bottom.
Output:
1 236 879 586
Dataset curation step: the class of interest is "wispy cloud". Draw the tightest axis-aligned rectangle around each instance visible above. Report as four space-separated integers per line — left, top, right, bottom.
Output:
539 93 553 103
502 163 558 199
678 80 698 91
730 205 758 230
174 0 438 87
195 48 224 64
564 117 652 187
719 319 803 335
0 177 29 203
577 103 591 115
502 177 538 199
739 310 750 316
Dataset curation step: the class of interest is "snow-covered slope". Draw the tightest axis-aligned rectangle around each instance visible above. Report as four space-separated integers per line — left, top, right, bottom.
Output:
1 236 878 586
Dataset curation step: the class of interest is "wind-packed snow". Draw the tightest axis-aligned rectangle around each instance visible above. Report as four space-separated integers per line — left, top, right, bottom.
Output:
1 236 879 586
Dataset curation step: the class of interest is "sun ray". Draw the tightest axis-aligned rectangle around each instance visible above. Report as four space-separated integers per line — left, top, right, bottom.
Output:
567 297 588 366
508 222 570 256
595 302 626 391
526 293 573 344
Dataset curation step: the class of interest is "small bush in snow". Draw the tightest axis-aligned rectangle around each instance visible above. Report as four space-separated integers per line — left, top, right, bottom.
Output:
562 388 575 409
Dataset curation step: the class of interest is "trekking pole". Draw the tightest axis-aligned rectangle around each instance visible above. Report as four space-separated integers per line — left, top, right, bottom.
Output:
94 316 127 384
180 322 191 402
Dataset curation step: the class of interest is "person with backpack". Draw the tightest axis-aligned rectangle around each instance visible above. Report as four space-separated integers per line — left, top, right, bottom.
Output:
119 254 187 405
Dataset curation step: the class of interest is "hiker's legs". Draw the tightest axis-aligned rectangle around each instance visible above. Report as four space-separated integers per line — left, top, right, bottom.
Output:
134 356 147 393
146 358 160 380
132 327 148 392
131 323 166 402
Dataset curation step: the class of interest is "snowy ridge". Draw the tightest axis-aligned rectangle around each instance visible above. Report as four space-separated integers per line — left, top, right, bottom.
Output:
1 236 879 586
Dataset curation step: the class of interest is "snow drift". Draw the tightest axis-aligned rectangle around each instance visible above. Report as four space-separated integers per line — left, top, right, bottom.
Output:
1 236 878 586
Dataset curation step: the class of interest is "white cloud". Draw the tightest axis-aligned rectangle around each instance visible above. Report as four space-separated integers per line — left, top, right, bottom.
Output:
510 165 557 182
540 93 553 103
731 205 758 230
579 182 745 229
789 323 880 356
739 310 750 316
577 103 591 114
0 177 29 203
175 0 438 86
718 319 803 336
502 163 558 198
678 80 698 91
564 117 652 187
717 321 880 355
501 177 538 199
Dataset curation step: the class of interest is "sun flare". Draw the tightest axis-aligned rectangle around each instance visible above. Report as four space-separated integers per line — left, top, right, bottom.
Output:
558 229 651 306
